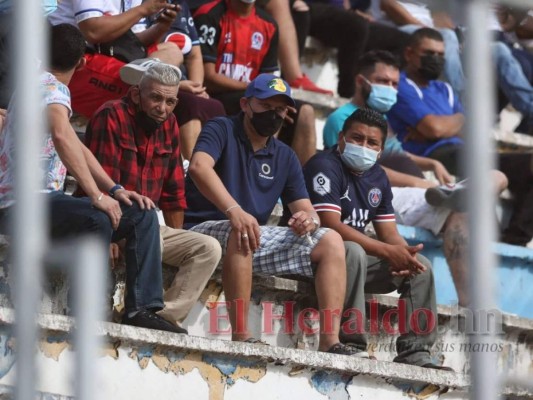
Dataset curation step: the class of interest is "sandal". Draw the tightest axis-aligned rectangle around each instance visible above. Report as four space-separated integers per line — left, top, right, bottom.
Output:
326 343 369 358
241 337 269 345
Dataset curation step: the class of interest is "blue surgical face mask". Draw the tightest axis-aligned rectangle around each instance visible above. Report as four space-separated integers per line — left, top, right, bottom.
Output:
363 77 398 113
42 0 58 16
340 137 380 172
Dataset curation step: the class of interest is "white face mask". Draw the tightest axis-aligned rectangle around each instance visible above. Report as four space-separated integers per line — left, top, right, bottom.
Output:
340 137 379 172
240 0 256 3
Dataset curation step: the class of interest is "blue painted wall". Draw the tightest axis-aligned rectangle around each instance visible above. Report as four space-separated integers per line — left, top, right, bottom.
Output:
398 225 533 319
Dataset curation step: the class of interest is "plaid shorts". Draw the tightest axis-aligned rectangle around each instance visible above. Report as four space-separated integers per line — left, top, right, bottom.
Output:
189 220 330 278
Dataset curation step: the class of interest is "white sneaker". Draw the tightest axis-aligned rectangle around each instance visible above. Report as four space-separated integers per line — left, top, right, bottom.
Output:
120 57 182 85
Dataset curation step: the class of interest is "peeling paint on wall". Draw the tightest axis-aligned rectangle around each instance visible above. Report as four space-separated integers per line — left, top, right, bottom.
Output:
310 370 352 400
0 327 15 380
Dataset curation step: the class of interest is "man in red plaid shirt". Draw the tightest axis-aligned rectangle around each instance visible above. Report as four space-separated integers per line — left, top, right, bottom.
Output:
85 61 221 332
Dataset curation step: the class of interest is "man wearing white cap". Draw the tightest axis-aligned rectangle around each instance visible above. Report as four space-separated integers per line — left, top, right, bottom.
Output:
85 61 222 333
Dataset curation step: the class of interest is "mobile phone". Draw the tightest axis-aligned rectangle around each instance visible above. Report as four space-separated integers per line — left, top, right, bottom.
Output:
152 0 180 21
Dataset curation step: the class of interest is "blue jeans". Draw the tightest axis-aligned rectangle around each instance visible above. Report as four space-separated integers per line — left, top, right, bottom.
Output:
492 41 533 128
47 191 164 314
400 25 465 95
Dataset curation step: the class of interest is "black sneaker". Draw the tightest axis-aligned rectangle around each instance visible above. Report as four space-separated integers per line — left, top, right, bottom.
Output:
326 343 369 358
122 309 188 334
425 180 467 212
421 362 455 372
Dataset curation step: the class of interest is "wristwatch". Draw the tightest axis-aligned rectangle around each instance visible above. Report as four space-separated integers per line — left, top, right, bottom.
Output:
109 184 124 198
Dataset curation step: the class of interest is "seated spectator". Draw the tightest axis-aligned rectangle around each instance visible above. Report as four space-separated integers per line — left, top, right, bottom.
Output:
151 0 226 160
304 108 452 369
184 74 356 355
48 0 183 118
387 28 464 176
0 0 59 107
186 0 333 95
193 0 317 164
368 0 465 95
289 0 410 98
388 28 533 247
0 23 181 334
323 50 508 307
85 61 222 331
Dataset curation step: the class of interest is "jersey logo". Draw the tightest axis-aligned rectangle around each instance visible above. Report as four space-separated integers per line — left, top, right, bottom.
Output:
224 32 231 44
251 32 264 50
313 173 330 196
340 187 351 201
368 188 382 208
259 163 273 180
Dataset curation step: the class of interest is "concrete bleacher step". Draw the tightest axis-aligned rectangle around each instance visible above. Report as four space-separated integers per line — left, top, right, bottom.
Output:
1 242 533 399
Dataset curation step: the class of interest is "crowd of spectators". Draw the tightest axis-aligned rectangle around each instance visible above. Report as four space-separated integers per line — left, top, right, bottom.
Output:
0 0 532 368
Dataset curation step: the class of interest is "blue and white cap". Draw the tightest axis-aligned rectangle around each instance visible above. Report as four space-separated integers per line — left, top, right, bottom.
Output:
244 74 296 107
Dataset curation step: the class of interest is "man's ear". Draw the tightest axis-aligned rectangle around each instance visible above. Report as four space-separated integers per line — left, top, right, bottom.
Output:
130 85 141 105
239 97 249 113
355 74 366 89
75 56 86 71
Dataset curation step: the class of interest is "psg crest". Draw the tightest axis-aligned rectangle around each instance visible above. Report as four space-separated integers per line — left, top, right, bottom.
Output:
368 188 382 207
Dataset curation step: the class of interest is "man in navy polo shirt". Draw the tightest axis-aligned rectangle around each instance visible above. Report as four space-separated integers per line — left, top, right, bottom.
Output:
185 73 360 356
304 108 451 369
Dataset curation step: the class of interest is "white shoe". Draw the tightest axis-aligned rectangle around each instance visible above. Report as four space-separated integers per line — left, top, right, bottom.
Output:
120 57 182 85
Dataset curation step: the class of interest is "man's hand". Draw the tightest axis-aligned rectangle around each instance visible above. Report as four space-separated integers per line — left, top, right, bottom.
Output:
179 80 209 98
288 211 317 236
226 207 261 255
142 0 178 17
114 189 155 210
154 4 181 25
384 243 427 276
405 126 430 142
430 159 454 185
91 195 122 230
284 105 298 125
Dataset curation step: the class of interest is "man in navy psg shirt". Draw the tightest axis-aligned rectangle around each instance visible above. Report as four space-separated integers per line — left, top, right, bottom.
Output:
304 108 452 370
184 74 361 356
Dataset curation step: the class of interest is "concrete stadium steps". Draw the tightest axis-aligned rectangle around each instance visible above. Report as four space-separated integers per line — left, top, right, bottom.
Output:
0 307 531 399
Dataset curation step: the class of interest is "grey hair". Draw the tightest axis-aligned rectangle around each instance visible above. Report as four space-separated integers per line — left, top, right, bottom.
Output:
139 63 181 89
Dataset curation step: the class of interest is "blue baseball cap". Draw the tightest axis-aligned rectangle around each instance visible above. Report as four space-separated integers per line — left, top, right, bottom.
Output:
244 74 296 107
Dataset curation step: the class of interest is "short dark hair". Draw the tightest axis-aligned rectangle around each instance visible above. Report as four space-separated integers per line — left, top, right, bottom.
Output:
356 50 400 78
342 108 387 145
49 24 86 72
408 27 444 48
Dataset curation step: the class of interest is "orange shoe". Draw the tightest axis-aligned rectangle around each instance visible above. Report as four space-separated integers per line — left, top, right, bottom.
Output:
289 74 334 96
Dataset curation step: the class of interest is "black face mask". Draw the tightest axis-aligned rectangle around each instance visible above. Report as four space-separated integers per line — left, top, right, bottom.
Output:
418 54 445 81
135 111 161 133
250 109 285 137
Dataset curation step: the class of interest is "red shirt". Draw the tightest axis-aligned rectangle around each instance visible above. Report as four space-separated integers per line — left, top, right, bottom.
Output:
194 0 279 83
85 95 187 211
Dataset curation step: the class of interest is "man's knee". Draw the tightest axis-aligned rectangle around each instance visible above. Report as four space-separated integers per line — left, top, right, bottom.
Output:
296 104 315 132
153 42 184 66
202 235 223 266
492 41 512 60
438 28 459 48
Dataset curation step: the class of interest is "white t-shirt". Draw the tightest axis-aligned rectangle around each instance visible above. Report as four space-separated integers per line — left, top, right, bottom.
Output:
0 71 72 208
370 0 434 27
48 0 145 32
